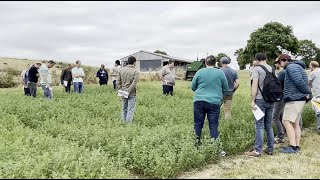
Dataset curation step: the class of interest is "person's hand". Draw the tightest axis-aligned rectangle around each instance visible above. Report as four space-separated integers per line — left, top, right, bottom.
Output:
251 101 257 110
306 95 310 100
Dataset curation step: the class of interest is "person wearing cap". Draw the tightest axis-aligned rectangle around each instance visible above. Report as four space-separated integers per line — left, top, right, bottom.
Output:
278 54 312 154
219 57 239 119
272 56 286 144
308 61 320 132
39 60 56 99
96 64 108 86
72 60 85 93
246 53 275 157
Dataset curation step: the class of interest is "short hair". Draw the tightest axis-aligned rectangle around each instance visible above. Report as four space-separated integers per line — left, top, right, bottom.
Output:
205 55 216 66
36 62 42 66
255 53 267 61
76 60 81 64
115 60 120 65
48 60 56 64
168 60 174 64
310 61 319 68
101 64 105 67
127 56 136 65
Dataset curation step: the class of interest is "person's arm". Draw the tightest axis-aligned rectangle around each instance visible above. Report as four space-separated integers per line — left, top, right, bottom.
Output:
251 67 259 110
234 72 239 92
80 68 85 78
287 64 311 94
116 71 122 90
191 71 199 91
127 71 139 94
308 71 315 88
221 73 228 93
105 69 109 82
61 69 66 84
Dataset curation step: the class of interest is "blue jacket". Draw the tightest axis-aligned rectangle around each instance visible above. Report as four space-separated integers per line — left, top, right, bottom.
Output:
283 60 312 102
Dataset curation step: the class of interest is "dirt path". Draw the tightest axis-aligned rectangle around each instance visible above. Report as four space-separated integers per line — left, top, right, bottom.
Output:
178 129 320 179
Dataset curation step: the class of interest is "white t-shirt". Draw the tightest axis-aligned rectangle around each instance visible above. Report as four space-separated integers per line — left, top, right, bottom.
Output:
309 68 320 97
39 64 52 85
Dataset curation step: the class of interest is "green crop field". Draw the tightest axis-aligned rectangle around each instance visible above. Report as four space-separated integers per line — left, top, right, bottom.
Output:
0 70 315 178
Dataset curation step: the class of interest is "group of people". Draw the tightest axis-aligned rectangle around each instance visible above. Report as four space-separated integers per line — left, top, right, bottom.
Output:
20 53 319 157
21 60 85 98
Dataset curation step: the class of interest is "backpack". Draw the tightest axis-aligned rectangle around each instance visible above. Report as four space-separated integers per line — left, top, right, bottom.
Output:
256 65 283 103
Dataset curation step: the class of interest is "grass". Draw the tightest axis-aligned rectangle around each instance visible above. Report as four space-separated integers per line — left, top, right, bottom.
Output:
0 69 317 178
179 129 320 179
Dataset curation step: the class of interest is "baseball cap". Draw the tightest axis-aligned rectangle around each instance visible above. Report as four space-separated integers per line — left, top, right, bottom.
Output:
219 57 230 64
278 54 291 61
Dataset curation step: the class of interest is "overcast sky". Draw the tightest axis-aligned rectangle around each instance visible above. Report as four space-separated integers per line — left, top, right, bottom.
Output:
0 1 320 68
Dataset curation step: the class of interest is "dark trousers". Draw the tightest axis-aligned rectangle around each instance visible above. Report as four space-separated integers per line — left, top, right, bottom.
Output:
24 88 31 96
163 85 173 96
194 101 221 140
99 81 107 86
28 82 37 97
113 80 116 90
65 81 72 93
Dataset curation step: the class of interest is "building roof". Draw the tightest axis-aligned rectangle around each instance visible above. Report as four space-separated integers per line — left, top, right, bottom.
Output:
120 50 193 63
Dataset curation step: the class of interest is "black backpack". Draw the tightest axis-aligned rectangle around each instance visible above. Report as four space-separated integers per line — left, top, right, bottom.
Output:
256 65 283 103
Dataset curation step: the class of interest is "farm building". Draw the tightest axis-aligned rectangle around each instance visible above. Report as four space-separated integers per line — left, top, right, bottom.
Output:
120 50 193 71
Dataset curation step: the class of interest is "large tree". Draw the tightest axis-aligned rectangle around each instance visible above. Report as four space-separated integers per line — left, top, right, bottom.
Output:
242 22 300 65
234 48 250 69
297 39 319 65
154 50 168 55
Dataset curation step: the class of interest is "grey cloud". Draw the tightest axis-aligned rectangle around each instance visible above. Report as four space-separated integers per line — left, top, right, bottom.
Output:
0 1 320 67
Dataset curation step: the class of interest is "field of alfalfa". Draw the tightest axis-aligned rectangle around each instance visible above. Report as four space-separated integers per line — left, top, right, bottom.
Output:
0 70 316 178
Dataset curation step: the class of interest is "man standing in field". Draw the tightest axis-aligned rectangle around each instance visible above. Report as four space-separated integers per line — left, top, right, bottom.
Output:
191 55 228 155
272 56 286 144
246 53 275 157
308 61 320 133
60 64 73 93
21 65 31 96
72 60 85 93
219 57 239 119
96 64 108 86
117 56 139 123
278 57 311 154
28 63 41 97
110 60 121 90
39 60 55 99
160 60 181 96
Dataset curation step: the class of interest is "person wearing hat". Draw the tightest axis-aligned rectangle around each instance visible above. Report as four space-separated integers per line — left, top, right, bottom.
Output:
39 60 56 99
272 56 287 144
219 57 239 119
278 54 312 154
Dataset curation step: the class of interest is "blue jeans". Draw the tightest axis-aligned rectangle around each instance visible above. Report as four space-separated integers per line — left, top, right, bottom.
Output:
194 101 221 139
74 82 83 93
254 99 274 153
41 85 52 99
122 96 137 123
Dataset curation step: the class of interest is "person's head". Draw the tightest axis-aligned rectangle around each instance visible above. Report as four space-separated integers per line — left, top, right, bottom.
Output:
47 60 56 68
309 61 319 71
67 64 72 69
35 62 42 68
115 60 120 66
168 60 175 68
76 60 81 67
255 53 267 62
274 57 281 69
277 54 292 68
100 64 105 69
205 55 216 67
219 57 230 67
127 56 136 65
